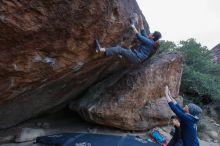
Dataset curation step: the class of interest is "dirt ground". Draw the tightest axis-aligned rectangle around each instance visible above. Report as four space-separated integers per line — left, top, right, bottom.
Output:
0 108 219 146
198 105 220 144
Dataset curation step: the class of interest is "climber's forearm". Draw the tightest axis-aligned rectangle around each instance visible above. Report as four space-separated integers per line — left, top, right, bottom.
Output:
140 22 144 30
165 86 172 103
166 94 172 103
140 29 147 37
140 15 144 30
171 97 177 104
139 15 147 37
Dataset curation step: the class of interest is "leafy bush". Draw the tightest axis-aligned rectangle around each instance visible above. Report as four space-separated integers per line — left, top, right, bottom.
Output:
160 39 220 101
159 40 177 53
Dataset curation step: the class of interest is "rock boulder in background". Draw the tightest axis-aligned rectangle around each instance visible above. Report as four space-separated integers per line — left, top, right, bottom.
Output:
211 43 220 63
69 52 183 130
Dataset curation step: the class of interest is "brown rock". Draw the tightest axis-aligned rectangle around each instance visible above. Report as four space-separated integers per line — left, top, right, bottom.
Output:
0 0 148 129
211 43 220 63
69 52 183 130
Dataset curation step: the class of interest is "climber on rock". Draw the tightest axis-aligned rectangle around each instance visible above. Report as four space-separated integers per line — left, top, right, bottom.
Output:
95 15 162 64
165 85 203 146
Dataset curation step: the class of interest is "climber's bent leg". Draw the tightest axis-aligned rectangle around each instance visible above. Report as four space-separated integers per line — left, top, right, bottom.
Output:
105 47 140 64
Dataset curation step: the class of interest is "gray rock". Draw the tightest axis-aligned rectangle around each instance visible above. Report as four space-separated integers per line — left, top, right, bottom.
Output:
211 43 220 63
0 135 15 144
200 140 219 146
213 140 218 143
36 122 50 129
207 130 219 140
15 128 46 143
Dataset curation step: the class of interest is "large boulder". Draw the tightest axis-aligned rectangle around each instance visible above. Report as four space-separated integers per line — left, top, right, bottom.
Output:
211 43 220 63
0 0 148 129
69 52 183 130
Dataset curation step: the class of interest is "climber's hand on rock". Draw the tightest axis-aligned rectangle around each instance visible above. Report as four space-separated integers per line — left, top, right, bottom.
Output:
130 23 135 28
131 24 138 34
165 85 172 103
168 88 172 97
165 85 169 97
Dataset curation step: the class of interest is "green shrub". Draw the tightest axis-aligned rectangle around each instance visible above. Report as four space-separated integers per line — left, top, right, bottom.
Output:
160 38 220 101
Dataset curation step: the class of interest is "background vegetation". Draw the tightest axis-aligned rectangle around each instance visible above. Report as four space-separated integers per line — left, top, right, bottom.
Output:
160 38 220 103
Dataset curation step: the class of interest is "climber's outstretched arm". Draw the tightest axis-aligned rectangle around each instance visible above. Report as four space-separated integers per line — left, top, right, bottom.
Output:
165 85 172 103
131 24 153 46
168 89 177 104
140 15 147 37
165 85 184 112
136 34 154 45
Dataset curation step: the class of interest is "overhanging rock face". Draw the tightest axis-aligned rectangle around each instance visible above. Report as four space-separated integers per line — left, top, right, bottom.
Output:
0 0 148 129
70 52 183 131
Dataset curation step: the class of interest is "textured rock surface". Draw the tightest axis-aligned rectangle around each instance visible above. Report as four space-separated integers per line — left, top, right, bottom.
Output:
69 52 183 130
211 43 220 63
0 0 148 129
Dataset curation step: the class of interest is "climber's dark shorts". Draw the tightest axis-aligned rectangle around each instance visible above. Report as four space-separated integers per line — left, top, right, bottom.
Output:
105 46 140 64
